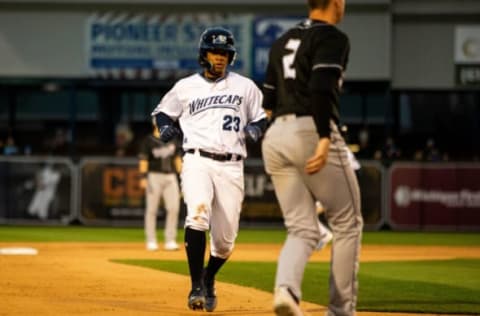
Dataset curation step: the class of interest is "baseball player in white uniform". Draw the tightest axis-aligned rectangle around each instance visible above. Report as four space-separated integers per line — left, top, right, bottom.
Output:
151 27 267 312
28 163 61 220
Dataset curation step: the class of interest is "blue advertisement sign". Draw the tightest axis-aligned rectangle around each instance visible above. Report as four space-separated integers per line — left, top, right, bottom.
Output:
86 13 252 78
252 16 302 82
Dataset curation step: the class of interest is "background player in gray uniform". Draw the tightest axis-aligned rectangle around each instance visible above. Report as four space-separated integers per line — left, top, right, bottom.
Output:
151 27 267 312
138 122 182 251
261 0 363 315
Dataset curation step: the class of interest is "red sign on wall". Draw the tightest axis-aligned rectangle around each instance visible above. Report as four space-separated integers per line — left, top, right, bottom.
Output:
389 163 480 230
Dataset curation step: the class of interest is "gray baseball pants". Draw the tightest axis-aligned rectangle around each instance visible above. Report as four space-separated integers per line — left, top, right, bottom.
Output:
145 172 180 244
262 115 363 316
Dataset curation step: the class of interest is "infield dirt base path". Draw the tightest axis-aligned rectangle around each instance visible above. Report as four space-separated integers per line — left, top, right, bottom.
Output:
1 242 478 316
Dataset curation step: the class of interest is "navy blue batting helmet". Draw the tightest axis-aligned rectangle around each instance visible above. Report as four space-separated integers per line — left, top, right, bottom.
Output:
198 27 236 68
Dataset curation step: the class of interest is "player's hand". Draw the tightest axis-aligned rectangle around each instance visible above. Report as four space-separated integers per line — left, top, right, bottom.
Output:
244 124 262 142
159 125 179 142
305 138 330 175
139 178 147 190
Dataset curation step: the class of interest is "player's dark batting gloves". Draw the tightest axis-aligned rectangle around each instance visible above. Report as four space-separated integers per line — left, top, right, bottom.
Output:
244 125 262 142
159 125 179 142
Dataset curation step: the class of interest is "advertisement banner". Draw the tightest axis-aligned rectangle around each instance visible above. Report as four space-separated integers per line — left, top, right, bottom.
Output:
454 25 480 64
80 158 150 224
454 25 480 86
243 160 282 222
356 161 385 229
455 64 480 86
79 158 277 224
86 12 252 79
251 16 300 82
0 157 75 224
389 163 480 230
79 158 384 227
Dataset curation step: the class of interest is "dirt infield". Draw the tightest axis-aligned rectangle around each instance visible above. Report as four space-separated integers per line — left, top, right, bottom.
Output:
1 242 478 316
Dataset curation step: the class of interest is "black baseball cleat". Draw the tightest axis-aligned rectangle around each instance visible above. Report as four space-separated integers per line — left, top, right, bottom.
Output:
204 275 217 312
188 286 206 311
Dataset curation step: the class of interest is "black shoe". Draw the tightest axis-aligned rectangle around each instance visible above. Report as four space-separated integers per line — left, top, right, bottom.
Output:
188 286 205 311
203 272 217 312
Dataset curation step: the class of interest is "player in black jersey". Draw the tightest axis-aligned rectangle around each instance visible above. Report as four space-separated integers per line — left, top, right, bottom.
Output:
261 0 363 315
138 122 182 251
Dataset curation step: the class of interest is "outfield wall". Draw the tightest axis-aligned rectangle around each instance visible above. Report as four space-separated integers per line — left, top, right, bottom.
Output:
1 156 479 231
0 156 77 225
388 163 480 231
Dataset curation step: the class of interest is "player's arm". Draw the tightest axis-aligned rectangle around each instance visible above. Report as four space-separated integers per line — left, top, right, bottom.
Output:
138 158 148 189
262 51 277 118
173 155 182 174
250 118 268 130
151 84 183 142
264 109 273 120
138 138 149 189
305 31 349 175
172 140 183 173
262 83 276 118
305 68 339 174
154 112 180 142
244 81 269 142
244 118 268 142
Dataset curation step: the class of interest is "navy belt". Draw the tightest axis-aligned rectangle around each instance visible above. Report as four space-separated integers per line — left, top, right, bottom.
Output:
186 149 242 162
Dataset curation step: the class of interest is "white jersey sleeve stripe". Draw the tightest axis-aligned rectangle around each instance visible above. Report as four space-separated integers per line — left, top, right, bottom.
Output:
312 63 343 71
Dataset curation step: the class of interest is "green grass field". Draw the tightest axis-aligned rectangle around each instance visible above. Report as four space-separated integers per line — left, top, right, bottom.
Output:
1 226 479 245
1 226 480 314
113 259 480 314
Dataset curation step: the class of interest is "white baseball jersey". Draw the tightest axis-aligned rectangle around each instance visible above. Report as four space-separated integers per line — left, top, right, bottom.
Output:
28 165 61 220
152 71 266 158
